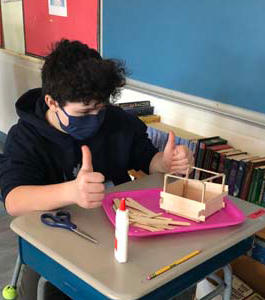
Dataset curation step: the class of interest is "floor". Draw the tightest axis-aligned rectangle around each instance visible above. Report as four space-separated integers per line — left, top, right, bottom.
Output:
0 201 18 298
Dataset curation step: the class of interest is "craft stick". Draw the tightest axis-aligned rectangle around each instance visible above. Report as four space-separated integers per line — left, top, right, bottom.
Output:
155 216 173 221
113 197 190 232
130 216 169 226
148 224 177 230
126 197 159 217
131 223 161 232
130 215 190 227
113 198 121 209
115 202 160 220
130 217 176 229
167 220 191 226
129 207 162 218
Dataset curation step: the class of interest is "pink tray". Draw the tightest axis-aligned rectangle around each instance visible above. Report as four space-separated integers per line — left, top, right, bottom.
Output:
102 188 246 237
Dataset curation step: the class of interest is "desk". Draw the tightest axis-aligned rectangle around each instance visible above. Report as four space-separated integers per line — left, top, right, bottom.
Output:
10 173 265 300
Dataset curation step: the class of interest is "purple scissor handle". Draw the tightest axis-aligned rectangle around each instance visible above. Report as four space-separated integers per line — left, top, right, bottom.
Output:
41 211 77 230
41 211 98 244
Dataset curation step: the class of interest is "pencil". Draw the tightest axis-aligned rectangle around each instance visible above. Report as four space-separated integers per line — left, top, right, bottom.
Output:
147 250 201 280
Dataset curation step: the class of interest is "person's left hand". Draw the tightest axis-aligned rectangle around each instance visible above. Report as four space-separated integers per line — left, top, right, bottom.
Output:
162 131 194 175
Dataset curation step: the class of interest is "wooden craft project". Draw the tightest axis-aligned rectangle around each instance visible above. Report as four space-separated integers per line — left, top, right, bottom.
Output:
112 197 191 232
160 167 228 222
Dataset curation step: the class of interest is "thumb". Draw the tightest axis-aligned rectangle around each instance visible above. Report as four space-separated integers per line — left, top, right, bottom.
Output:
164 131 176 155
81 145 93 172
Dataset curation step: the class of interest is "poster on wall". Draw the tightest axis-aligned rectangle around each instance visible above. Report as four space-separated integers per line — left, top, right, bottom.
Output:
0 2 2 47
48 0 67 17
23 0 98 57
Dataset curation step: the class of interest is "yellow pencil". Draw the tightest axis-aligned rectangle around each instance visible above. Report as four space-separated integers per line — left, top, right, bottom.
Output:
147 250 201 280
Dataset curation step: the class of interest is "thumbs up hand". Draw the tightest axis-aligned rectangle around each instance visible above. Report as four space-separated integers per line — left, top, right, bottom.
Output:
74 145 105 209
162 131 194 175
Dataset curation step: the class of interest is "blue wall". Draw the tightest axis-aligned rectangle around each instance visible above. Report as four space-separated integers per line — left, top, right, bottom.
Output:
103 0 265 114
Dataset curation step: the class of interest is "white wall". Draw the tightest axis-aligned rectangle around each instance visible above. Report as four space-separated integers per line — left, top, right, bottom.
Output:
0 49 265 157
0 50 42 133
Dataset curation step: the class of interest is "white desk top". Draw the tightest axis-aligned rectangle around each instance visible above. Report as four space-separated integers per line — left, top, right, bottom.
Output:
10 173 265 299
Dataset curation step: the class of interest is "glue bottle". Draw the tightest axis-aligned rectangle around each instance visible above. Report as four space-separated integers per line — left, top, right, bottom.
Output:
114 198 129 263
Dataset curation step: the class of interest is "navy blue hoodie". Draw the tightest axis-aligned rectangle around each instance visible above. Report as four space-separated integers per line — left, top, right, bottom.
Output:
0 88 158 203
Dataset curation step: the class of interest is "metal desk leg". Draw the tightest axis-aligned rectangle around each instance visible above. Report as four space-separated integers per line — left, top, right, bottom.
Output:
222 265 232 300
10 254 22 288
198 264 232 300
37 276 49 300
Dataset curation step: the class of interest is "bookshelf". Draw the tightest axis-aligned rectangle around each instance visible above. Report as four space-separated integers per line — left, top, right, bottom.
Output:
130 120 265 207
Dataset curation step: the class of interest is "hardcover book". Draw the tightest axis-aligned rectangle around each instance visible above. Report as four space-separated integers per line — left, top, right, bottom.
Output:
259 172 265 206
122 105 154 116
240 158 265 200
247 168 258 202
194 136 227 179
228 160 239 195
253 167 265 203
139 115 161 123
234 160 247 197
117 100 151 108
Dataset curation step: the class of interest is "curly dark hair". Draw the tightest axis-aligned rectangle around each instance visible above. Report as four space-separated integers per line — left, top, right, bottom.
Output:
41 39 126 106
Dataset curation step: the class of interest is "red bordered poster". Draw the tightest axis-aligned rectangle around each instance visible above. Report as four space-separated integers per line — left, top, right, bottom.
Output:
0 2 3 47
23 0 98 57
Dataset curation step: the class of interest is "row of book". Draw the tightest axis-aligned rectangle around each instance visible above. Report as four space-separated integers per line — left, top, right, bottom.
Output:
146 124 265 206
191 136 265 206
117 100 161 123
118 100 265 206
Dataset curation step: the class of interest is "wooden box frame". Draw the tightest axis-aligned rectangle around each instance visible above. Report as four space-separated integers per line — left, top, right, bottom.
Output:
160 167 228 222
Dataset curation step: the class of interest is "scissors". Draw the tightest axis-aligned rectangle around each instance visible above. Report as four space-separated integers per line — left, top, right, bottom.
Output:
41 211 98 244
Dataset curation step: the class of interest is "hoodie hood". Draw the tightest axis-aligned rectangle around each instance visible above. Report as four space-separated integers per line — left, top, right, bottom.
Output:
15 88 74 145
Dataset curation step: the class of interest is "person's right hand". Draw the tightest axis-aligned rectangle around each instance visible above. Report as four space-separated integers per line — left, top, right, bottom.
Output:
73 145 105 209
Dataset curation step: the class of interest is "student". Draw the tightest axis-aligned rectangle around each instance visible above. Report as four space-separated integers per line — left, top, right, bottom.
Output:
0 39 194 300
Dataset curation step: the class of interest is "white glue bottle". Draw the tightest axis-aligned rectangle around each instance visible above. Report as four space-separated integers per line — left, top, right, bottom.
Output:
114 197 129 263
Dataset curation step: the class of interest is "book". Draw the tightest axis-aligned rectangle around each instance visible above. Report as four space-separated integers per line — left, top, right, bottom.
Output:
224 153 249 187
228 160 239 195
147 122 203 156
242 156 260 162
201 148 215 178
206 144 234 174
146 123 202 152
227 154 259 197
240 158 265 200
216 149 249 184
253 167 265 203
247 168 258 202
122 105 154 116
230 275 254 300
207 144 233 151
146 127 168 151
258 168 265 204
149 122 203 141
217 148 236 174
139 115 161 123
194 136 227 179
245 293 265 300
224 157 233 185
217 149 242 155
234 160 247 197
260 174 265 207
202 143 231 173
117 100 151 108
202 143 232 178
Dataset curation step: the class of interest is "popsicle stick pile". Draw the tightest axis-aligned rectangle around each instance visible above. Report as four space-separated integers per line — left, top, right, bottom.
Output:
113 197 191 232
